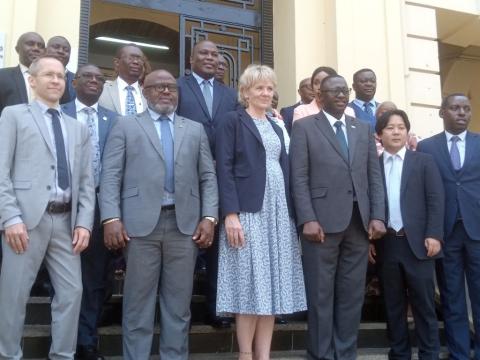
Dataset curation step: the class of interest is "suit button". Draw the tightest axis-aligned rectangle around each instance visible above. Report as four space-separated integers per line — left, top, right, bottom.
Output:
47 185 51 190
347 190 353 194
456 182 461 186
51 165 55 170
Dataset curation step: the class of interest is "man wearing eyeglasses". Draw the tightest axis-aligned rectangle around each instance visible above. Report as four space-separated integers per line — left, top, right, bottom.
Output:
100 69 218 360
61 63 117 360
98 44 147 115
0 55 95 359
290 75 386 360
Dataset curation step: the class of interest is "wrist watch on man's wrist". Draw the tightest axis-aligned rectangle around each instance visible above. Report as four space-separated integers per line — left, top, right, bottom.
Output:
203 216 218 226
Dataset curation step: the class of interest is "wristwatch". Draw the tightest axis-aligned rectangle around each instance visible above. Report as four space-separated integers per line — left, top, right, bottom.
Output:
203 216 218 226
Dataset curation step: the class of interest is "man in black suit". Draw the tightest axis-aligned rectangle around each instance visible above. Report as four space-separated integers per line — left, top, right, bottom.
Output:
280 77 313 134
0 32 45 114
176 40 238 328
370 109 444 359
61 64 117 360
46 36 76 104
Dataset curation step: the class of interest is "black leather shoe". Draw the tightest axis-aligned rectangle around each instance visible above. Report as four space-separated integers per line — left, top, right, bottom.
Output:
75 345 105 360
275 316 288 324
205 316 231 329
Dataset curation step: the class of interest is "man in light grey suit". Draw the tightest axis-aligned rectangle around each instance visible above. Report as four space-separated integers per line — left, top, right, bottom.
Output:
98 44 147 115
290 75 386 360
99 69 218 360
0 56 95 360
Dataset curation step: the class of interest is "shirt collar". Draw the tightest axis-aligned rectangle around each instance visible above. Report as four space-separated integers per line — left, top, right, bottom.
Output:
19 63 29 74
75 98 98 113
353 98 376 109
322 109 346 128
383 146 407 162
35 99 61 115
445 130 467 142
147 107 175 123
117 76 140 92
192 71 214 86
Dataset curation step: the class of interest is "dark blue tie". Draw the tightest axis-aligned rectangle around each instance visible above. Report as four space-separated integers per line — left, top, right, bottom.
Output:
334 120 348 159
160 116 174 193
450 135 461 170
47 108 69 190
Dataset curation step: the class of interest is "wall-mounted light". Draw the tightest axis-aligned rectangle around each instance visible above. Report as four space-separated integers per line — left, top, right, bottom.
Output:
95 36 169 50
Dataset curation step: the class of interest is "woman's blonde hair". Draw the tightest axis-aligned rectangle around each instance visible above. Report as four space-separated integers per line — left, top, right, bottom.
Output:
238 64 277 107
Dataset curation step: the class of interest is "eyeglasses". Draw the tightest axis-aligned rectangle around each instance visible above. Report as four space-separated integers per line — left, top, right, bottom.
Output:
76 73 106 83
321 88 352 96
144 83 178 93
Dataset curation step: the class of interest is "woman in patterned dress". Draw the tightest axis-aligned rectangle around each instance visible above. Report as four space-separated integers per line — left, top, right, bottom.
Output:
215 64 306 360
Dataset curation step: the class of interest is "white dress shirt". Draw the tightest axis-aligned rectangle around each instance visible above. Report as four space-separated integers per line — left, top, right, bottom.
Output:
445 130 466 167
383 146 406 230
192 71 214 98
116 77 143 116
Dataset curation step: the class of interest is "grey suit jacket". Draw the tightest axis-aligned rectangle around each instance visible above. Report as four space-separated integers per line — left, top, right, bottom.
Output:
290 111 385 233
98 78 147 115
0 102 95 232
99 110 218 237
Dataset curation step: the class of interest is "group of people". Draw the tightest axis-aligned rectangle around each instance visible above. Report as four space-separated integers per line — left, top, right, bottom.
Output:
0 30 478 360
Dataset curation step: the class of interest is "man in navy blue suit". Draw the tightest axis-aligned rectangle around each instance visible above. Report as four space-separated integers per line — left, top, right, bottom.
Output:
62 64 117 360
280 77 314 135
417 93 480 360
176 40 238 328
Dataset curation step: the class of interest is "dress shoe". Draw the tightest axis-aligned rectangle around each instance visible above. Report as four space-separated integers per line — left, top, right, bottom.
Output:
275 316 288 324
206 316 231 329
75 345 105 360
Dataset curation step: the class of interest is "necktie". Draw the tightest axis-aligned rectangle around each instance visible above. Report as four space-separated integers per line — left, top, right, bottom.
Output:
201 80 213 117
125 85 137 115
83 107 101 186
387 155 403 231
334 120 348 159
364 102 374 117
450 135 461 170
160 116 175 193
47 109 69 190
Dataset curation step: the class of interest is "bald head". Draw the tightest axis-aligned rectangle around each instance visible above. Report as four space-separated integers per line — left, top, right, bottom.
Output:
15 32 45 66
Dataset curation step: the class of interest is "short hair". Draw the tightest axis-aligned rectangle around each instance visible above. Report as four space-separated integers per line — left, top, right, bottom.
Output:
115 43 142 58
47 35 70 47
29 55 64 75
375 109 411 135
75 63 101 77
440 92 468 109
319 74 346 90
238 64 277 107
311 66 337 87
353 68 375 82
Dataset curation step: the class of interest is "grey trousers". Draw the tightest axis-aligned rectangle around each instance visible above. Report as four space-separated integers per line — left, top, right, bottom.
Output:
122 208 198 360
302 206 369 360
0 212 82 360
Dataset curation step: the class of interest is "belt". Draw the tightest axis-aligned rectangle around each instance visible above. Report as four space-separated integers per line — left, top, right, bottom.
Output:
161 204 175 211
386 227 405 237
46 201 72 214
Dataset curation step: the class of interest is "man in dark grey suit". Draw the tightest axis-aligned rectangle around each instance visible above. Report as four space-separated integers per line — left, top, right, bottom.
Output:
100 69 218 360
0 56 95 359
46 36 76 104
290 75 386 360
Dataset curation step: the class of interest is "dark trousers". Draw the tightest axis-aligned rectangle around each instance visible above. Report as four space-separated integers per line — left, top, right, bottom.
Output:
437 220 480 360
377 233 439 360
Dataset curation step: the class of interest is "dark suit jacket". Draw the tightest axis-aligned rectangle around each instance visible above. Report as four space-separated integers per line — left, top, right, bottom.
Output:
378 150 445 260
290 111 385 232
60 70 77 105
280 102 301 135
176 74 238 157
61 100 118 159
417 131 480 240
216 108 293 218
0 65 28 115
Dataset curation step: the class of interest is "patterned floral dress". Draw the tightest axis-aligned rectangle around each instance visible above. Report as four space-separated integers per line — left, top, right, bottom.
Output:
216 118 307 315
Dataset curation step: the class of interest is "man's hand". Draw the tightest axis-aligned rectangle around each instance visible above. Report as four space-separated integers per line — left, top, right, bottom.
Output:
72 227 90 254
103 220 129 250
192 219 215 248
303 221 325 242
5 223 29 254
368 220 386 241
425 237 441 257
225 213 245 248
368 243 377 264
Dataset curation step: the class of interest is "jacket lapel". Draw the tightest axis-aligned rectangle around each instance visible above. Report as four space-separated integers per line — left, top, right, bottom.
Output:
173 115 187 160
345 116 358 165
239 109 263 145
109 80 122 114
97 108 110 156
459 131 478 176
136 111 164 159
435 133 457 177
14 65 28 103
379 154 389 221
400 150 414 195
314 112 349 164
29 102 55 156
186 75 211 121
63 114 77 175
211 81 224 120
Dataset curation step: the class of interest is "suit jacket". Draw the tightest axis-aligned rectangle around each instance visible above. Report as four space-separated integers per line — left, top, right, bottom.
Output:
176 74 238 157
280 102 300 135
60 70 77 105
290 111 385 232
99 110 218 237
378 150 445 260
417 131 480 240
61 100 118 159
216 108 292 218
0 102 95 232
98 78 147 115
0 65 28 115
